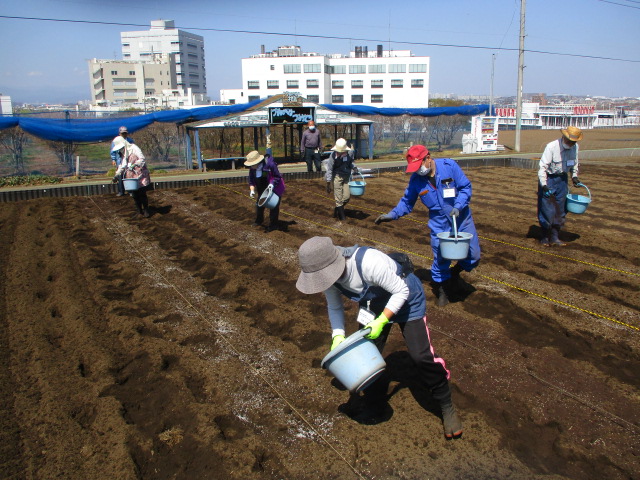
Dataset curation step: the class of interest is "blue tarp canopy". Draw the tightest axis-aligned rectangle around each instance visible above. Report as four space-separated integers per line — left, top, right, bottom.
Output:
0 101 489 143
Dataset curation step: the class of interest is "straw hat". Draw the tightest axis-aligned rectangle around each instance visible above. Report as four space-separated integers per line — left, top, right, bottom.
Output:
331 138 351 153
244 150 265 167
111 136 128 153
296 237 346 294
405 145 430 172
561 126 583 142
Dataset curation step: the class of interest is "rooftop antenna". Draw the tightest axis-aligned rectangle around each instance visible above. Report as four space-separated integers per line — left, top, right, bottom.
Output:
515 0 526 152
388 11 391 56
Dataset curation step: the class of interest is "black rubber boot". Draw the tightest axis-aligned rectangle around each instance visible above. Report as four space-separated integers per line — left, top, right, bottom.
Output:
333 207 338 218
433 282 449 306
337 205 346 221
550 225 567 246
540 227 551 247
441 402 463 439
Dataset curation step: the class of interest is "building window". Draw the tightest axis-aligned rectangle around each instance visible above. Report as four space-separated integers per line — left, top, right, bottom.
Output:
307 94 320 103
188 53 198 59
170 41 182 45
248 80 260 89
332 95 344 103
189 83 199 88
188 63 199 69
349 65 366 74
270 65 275 70
389 64 407 73
368 64 386 73
328 65 346 74
307 79 319 88
411 79 424 88
189 74 199 78
122 43 130 47
371 79 384 88
123 54 130 58
267 80 279 89
128 71 135 76
187 43 197 48
284 64 301 74
287 80 299 88
391 79 404 88
304 63 321 73
409 64 427 73
371 94 383 103
248 95 260 102
110 70 118 75
351 95 364 103
351 80 364 88
332 80 344 89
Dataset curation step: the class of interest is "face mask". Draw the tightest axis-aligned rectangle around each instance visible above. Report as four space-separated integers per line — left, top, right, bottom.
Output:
309 126 316 131
417 165 431 176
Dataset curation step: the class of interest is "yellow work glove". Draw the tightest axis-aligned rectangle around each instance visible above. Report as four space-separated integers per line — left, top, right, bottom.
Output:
330 334 345 351
364 313 389 340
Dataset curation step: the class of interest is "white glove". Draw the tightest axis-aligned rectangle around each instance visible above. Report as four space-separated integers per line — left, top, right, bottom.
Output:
250 190 256 199
128 163 135 171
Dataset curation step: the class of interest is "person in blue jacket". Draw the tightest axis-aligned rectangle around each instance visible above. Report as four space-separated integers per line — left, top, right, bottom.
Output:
375 145 481 306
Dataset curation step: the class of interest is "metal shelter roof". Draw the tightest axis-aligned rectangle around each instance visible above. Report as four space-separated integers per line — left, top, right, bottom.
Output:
182 94 374 130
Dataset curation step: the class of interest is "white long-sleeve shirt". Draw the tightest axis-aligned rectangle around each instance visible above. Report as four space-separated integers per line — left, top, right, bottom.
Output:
538 138 580 186
324 248 410 337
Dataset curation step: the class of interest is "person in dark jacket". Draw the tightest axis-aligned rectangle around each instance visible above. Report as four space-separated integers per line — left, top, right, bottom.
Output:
324 138 357 221
300 120 323 172
246 146 285 232
296 236 463 438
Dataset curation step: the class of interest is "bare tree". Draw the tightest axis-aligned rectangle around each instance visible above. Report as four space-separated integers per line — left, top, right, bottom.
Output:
133 123 180 163
46 140 78 173
0 127 27 174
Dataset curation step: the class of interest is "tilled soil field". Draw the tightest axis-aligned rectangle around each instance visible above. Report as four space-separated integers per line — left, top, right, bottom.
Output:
1 161 639 480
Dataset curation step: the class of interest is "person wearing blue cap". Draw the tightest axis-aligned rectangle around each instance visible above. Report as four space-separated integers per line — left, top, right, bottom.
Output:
374 145 481 306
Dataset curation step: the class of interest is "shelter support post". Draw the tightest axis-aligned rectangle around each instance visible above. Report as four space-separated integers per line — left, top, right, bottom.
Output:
194 129 202 171
355 124 360 158
253 128 259 150
185 130 193 170
241 128 245 157
368 123 374 160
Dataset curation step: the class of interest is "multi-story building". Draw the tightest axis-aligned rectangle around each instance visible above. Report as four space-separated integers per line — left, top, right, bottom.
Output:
0 94 12 115
88 54 176 107
220 45 429 108
121 20 207 98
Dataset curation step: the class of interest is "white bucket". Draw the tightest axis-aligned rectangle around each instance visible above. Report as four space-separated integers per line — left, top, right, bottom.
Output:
320 329 386 393
123 178 139 191
258 185 279 209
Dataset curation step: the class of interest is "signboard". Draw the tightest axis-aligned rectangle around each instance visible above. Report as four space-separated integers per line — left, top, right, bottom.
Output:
282 91 303 106
268 106 315 125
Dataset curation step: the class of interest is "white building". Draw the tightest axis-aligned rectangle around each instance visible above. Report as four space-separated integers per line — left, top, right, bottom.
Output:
121 20 207 97
0 94 12 115
88 55 176 107
220 45 429 108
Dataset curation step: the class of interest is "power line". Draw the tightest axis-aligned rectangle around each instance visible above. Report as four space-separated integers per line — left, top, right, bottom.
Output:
1 14 639 63
597 0 640 9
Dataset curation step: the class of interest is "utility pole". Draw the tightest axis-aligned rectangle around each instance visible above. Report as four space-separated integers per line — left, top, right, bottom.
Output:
515 0 526 152
489 54 495 116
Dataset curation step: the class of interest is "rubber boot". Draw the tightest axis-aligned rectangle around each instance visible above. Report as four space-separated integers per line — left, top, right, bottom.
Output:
333 207 338 218
550 225 566 246
440 402 463 439
337 205 346 221
433 282 449 306
540 227 551 247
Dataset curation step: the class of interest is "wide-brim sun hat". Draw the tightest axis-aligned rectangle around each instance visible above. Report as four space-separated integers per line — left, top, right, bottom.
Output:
111 136 128 153
561 126 583 142
244 150 265 166
296 236 346 294
406 144 430 172
331 138 351 153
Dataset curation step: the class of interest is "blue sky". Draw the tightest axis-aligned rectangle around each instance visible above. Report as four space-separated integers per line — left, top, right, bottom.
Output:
1 0 639 104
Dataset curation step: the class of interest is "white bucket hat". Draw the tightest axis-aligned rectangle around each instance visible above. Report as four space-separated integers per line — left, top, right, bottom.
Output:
244 150 265 167
111 136 128 153
331 138 351 153
296 237 346 294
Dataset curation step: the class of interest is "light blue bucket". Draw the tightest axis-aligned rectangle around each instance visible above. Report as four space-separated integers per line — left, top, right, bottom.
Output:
258 185 279 209
348 171 367 196
123 178 139 191
566 184 591 214
437 215 473 260
320 329 386 393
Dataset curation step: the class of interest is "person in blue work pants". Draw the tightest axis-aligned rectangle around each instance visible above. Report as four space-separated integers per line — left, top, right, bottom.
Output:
537 126 584 247
375 145 481 306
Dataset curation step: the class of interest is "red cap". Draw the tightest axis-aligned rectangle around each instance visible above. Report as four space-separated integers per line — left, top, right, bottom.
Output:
406 145 430 172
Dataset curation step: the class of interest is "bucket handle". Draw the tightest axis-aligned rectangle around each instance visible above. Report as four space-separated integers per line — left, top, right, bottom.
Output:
349 169 365 184
451 214 459 243
572 183 591 201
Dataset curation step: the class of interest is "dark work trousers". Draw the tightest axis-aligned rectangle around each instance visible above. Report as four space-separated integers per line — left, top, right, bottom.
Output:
131 186 149 214
537 172 568 231
304 147 322 173
116 170 125 195
255 176 280 227
361 317 452 404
